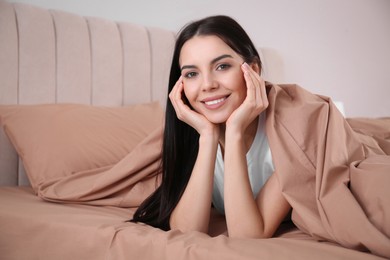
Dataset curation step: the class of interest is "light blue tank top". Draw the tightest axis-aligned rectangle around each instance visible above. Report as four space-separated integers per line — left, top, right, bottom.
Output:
212 113 274 214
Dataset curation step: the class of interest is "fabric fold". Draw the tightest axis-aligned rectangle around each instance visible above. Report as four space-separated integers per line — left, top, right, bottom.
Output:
38 127 163 207
265 83 390 258
35 83 389 257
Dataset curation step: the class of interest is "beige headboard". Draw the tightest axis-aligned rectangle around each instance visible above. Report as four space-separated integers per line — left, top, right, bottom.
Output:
0 0 175 186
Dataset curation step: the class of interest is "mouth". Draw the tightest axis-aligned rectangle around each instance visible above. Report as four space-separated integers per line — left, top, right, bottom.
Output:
201 95 230 109
204 97 226 105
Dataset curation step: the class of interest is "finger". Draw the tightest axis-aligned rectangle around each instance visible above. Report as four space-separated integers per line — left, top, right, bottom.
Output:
245 64 268 109
169 78 186 116
243 63 264 109
251 73 268 109
169 78 178 101
171 86 185 119
172 79 198 122
242 63 257 103
174 82 186 111
247 67 268 107
258 76 269 108
170 77 183 102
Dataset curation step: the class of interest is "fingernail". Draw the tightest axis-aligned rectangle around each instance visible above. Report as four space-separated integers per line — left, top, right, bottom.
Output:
242 62 250 70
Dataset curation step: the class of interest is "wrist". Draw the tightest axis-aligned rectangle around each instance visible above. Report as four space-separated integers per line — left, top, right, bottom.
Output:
225 126 244 141
199 130 219 145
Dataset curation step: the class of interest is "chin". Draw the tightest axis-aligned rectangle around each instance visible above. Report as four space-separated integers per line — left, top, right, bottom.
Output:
204 114 229 124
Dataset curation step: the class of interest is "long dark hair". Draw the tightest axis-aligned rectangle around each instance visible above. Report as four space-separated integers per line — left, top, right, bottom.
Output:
131 15 262 230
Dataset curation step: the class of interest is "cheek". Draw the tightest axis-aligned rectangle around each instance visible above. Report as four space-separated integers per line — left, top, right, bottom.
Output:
223 70 246 92
230 73 247 103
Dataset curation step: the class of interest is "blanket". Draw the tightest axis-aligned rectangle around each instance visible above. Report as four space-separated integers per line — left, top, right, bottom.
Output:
36 83 390 258
266 83 390 258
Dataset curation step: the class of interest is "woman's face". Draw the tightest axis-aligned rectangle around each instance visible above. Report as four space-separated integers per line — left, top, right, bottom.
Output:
179 35 248 124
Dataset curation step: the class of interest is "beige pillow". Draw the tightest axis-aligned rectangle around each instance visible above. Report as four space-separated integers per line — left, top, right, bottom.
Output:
0 102 163 191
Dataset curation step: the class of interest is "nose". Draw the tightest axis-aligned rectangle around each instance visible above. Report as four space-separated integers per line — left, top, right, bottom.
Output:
201 73 218 91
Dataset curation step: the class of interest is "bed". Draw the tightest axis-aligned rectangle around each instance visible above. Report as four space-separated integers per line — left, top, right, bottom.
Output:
1 1 389 259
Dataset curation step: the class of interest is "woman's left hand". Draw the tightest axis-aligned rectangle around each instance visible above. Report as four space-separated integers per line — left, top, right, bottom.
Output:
226 62 268 134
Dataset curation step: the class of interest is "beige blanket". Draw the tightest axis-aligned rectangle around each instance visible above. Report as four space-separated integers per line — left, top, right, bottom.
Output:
36 83 390 258
265 83 390 258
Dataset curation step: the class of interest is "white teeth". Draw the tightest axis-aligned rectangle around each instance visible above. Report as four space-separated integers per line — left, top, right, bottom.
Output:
205 97 226 106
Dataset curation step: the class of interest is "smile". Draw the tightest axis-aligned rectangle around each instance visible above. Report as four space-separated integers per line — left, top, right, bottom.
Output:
204 97 226 106
201 95 230 109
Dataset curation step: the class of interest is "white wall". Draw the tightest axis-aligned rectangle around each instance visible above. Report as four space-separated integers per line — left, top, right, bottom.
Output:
8 0 390 117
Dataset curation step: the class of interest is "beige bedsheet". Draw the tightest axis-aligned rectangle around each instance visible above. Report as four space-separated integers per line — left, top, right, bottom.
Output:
0 187 384 260
1 83 389 259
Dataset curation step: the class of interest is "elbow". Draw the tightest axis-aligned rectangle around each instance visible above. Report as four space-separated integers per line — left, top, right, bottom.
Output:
170 224 208 234
170 217 208 234
229 232 273 239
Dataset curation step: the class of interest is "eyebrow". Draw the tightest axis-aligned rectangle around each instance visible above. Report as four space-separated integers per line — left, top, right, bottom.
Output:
180 54 234 71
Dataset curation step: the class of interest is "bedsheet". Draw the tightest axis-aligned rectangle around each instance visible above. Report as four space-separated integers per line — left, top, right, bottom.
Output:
0 187 384 260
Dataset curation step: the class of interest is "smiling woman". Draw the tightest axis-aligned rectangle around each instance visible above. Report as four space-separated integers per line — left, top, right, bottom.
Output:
131 15 289 239
130 15 390 257
168 32 282 238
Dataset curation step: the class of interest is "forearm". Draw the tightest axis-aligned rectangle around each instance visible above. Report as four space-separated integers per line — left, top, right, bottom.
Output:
223 133 266 238
169 134 218 233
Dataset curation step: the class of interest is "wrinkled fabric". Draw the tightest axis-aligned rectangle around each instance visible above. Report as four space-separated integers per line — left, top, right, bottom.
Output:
36 83 390 258
38 126 163 207
265 83 390 258
0 187 385 260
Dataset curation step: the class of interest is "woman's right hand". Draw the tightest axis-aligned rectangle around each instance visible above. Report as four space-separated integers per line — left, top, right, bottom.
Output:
169 76 219 138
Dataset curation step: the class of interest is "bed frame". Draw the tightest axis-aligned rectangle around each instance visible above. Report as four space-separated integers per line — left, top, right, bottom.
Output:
0 0 175 186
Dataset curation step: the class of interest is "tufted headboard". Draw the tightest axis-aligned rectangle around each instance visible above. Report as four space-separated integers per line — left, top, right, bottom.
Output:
0 0 175 186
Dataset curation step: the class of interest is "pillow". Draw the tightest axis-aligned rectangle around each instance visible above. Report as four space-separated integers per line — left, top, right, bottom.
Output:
0 102 163 192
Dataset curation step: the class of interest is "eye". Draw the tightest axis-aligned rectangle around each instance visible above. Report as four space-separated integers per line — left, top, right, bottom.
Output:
184 71 198 78
216 64 231 71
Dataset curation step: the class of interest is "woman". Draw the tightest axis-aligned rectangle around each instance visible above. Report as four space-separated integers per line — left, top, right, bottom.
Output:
132 15 291 238
131 15 390 258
